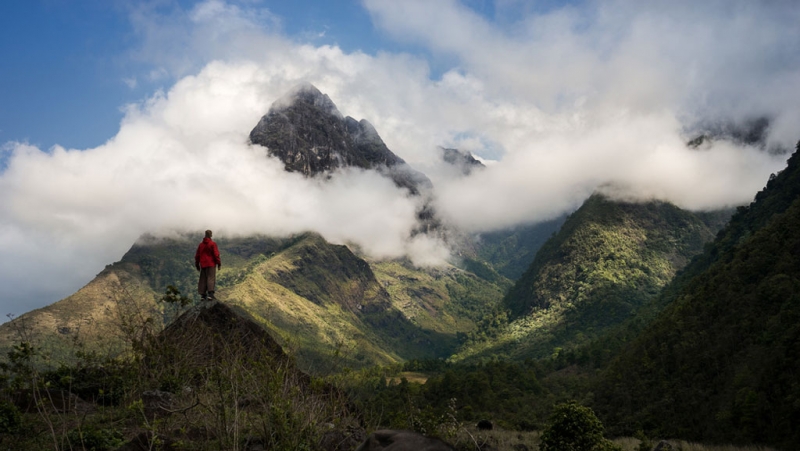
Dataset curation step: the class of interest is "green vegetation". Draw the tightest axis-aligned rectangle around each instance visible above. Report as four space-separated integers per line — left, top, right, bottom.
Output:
540 401 621 451
343 358 558 434
474 216 566 280
372 261 508 335
0 293 357 450
0 398 21 434
453 195 721 363
122 233 290 301
0 232 511 374
2 129 797 450
505 194 717 319
595 148 800 450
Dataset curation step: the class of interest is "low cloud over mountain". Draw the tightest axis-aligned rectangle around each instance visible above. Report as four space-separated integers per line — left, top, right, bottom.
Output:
1 0 797 316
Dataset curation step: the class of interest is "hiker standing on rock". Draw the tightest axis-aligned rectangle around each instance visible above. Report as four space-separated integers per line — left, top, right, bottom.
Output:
195 230 221 301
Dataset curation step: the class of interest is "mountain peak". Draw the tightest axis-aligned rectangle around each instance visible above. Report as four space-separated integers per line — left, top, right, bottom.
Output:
249 84 432 195
440 147 484 176
269 82 343 119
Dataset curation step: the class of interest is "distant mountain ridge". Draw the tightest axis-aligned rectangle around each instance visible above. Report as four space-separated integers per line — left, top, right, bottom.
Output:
474 217 566 280
440 147 484 176
505 194 720 319
5 81 774 424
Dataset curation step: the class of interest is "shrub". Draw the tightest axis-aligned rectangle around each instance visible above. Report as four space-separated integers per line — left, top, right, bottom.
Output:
540 401 621 451
66 425 125 451
0 400 21 434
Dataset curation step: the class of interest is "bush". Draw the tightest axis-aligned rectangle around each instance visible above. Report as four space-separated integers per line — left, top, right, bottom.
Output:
66 425 125 451
540 401 621 451
0 399 21 434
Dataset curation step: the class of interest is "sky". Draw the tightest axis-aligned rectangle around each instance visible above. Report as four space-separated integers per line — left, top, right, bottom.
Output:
1 0 799 319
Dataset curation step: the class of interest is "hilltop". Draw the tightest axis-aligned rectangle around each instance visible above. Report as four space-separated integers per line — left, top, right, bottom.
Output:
0 232 509 372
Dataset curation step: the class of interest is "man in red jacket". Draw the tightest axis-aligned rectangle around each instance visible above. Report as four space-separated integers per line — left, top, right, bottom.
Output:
195 229 221 301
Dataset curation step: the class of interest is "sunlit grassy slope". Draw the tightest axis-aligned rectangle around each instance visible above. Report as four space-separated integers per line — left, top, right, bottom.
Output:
0 232 509 373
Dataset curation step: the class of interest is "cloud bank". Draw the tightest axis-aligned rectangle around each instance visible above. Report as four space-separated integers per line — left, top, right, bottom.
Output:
1 0 798 316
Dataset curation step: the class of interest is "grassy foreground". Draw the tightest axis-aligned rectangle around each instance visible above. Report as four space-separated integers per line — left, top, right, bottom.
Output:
1 283 789 451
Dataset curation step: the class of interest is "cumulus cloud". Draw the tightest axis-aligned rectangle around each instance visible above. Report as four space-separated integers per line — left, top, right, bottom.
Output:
0 60 439 317
362 0 798 225
1 0 799 316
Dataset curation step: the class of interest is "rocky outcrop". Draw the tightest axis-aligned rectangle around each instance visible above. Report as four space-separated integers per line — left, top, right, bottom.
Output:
154 301 293 376
250 83 432 195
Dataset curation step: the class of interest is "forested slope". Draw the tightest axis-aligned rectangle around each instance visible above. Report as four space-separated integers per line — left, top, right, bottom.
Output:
452 195 720 362
473 217 566 280
596 146 800 449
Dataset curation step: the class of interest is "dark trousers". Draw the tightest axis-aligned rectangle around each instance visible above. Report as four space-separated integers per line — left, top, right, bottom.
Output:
198 266 217 296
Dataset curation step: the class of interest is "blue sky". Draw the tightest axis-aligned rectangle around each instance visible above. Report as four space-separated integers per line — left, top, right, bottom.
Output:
0 0 581 151
0 0 392 150
0 0 798 317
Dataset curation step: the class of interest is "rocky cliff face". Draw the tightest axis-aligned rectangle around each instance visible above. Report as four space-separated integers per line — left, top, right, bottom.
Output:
249 83 431 195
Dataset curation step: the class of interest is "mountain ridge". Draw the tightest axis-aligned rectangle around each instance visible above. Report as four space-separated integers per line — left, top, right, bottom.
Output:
0 231 510 372
451 194 725 362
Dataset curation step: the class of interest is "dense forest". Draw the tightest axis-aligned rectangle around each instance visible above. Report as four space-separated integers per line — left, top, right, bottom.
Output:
595 146 800 450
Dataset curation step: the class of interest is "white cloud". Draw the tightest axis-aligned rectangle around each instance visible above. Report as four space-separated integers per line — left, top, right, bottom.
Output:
122 77 138 89
1 0 798 317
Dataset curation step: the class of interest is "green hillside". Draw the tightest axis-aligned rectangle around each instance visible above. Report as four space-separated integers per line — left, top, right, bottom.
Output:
595 147 800 449
0 233 506 373
473 216 566 280
452 195 721 362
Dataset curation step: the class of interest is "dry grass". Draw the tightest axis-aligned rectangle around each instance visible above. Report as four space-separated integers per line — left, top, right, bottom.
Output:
613 436 641 450
387 371 429 385
449 426 540 450
612 437 780 451
662 440 778 451
436 430 779 451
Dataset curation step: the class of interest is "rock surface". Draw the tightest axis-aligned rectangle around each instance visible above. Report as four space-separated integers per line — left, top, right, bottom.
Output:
440 147 484 175
250 82 432 195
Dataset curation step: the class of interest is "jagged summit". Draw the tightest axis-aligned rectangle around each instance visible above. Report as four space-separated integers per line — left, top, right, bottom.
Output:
269 82 343 119
686 116 781 151
440 147 484 176
249 83 432 195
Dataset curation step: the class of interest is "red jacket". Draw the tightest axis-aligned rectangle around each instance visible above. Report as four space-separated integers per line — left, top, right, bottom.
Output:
195 237 221 268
